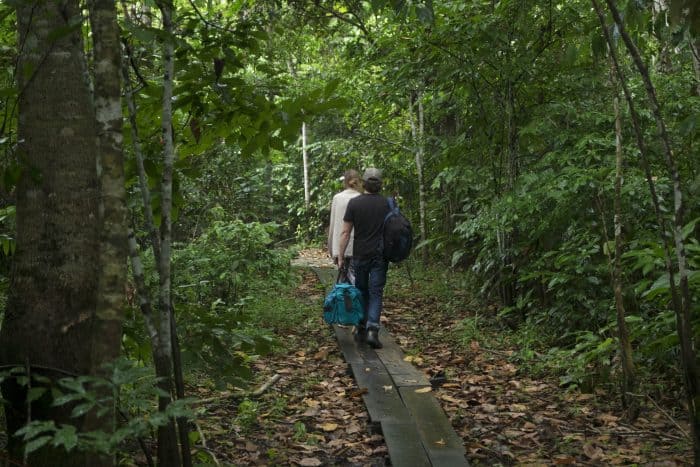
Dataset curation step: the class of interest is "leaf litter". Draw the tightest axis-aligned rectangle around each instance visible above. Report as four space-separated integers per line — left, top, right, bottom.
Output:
188 249 691 466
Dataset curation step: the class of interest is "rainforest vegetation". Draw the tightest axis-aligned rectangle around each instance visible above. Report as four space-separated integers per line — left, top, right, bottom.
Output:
0 0 698 465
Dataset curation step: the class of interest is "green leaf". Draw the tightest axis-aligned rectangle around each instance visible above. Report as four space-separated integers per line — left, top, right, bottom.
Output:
25 436 52 455
27 387 47 403
52 425 78 451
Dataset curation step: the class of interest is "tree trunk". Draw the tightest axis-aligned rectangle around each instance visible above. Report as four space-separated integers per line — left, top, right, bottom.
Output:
612 95 638 420
500 80 518 309
691 38 700 96
123 60 161 262
0 1 100 464
409 92 428 263
603 1 700 461
155 1 181 465
87 0 128 464
302 121 310 208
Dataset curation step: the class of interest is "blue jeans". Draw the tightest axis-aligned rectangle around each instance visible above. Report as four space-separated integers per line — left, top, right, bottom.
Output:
351 256 388 329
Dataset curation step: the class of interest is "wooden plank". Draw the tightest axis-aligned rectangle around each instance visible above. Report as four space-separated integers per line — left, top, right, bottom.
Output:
380 421 432 467
374 334 430 387
350 360 411 424
398 387 468 467
333 325 378 365
311 266 337 289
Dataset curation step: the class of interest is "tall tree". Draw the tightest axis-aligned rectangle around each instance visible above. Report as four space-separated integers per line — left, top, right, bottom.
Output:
0 0 124 464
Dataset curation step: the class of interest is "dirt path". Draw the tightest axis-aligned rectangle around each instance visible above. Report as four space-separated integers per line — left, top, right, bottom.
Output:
195 249 691 466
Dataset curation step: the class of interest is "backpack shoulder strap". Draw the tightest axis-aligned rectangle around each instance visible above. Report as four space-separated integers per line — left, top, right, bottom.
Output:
386 196 397 211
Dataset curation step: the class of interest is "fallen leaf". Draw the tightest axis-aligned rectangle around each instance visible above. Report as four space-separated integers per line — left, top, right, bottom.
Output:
597 413 619 425
583 443 604 460
440 394 461 404
348 388 368 398
298 458 322 466
318 422 338 432
415 387 432 393
435 438 446 446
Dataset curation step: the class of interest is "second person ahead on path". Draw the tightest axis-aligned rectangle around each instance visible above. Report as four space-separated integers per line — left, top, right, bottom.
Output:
327 169 363 282
337 168 390 349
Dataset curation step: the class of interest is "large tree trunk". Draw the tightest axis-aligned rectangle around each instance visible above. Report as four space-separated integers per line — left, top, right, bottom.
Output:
0 1 100 464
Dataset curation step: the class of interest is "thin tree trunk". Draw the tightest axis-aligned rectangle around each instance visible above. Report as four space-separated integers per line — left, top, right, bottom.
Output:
155 1 181 465
691 38 700 96
170 305 193 467
122 60 161 262
408 92 428 263
302 122 309 208
128 230 160 348
88 0 128 463
612 95 638 419
602 1 700 461
123 17 190 465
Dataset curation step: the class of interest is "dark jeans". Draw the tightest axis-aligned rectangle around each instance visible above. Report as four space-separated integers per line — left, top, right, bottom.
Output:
351 255 388 329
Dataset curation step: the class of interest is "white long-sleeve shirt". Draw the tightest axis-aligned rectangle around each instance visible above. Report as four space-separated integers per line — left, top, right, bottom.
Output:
328 188 361 259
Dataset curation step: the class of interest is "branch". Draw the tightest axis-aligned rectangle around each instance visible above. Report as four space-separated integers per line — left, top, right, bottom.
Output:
252 373 282 397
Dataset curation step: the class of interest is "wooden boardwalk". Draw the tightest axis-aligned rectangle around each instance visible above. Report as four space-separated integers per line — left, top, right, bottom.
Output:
313 267 468 467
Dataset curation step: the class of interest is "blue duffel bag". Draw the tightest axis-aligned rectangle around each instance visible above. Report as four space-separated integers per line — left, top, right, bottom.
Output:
323 279 365 326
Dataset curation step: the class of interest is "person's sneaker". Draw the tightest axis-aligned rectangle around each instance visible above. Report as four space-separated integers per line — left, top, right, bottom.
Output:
366 327 383 349
354 325 367 342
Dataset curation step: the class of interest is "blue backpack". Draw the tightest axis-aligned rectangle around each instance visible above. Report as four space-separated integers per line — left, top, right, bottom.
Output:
323 282 365 326
382 197 413 263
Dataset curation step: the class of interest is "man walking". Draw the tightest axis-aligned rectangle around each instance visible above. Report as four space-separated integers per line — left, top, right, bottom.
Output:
337 168 390 349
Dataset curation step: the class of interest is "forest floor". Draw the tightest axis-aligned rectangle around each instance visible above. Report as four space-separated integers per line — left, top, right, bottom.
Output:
192 248 692 466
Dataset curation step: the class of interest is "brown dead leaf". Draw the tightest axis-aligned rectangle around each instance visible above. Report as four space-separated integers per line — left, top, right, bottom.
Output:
415 387 432 393
318 422 338 432
597 413 619 425
440 394 461 404
244 441 258 452
348 387 368 398
470 340 480 351
298 458 323 466
313 349 329 360
553 455 577 464
403 355 424 365
583 443 604 460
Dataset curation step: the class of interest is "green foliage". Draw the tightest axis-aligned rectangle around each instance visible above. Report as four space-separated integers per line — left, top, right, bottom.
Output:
2 359 194 458
235 398 260 433
167 212 293 386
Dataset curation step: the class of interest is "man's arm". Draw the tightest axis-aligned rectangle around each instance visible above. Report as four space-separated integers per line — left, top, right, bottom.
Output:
337 221 353 270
